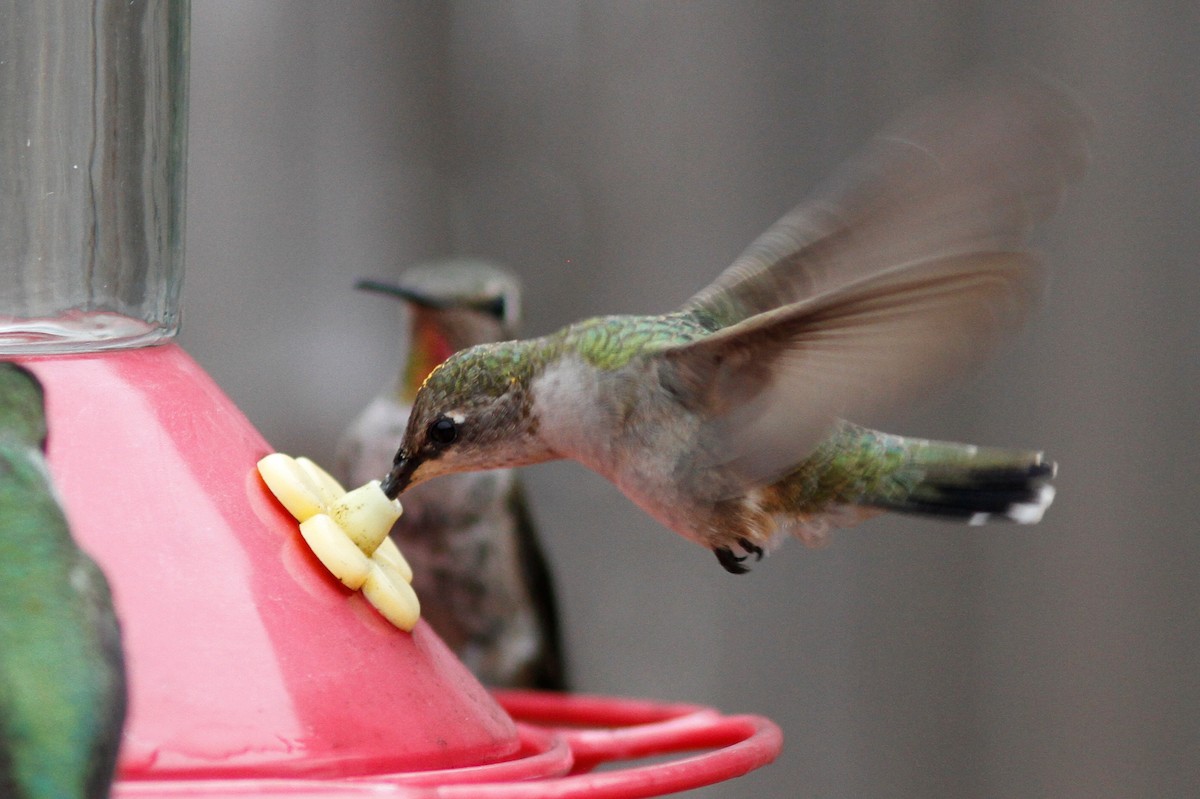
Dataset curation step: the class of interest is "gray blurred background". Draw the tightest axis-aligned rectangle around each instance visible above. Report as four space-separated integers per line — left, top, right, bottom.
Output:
180 3 1198 797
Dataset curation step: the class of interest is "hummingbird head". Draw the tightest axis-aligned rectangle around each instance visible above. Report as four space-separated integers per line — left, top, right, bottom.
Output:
358 259 523 402
357 258 521 340
381 339 552 497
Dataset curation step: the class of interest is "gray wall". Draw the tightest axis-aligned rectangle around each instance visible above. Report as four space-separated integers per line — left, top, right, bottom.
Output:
182 3 1199 797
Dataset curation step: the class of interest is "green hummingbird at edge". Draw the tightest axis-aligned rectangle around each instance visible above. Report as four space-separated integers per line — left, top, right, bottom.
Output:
337 261 567 689
381 76 1089 574
0 363 126 798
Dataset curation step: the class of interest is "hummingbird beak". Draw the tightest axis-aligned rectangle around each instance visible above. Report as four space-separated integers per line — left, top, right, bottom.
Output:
356 278 450 310
357 277 509 321
381 452 419 499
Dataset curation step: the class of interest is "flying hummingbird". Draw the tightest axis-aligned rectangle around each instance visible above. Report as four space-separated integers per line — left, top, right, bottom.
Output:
380 77 1089 575
336 260 568 690
0 363 126 798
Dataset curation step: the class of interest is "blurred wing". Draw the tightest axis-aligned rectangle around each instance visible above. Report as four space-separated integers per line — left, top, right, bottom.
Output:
683 73 1089 329
667 250 1044 489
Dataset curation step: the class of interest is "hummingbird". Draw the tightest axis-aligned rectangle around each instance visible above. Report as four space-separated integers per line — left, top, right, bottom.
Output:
336 260 568 690
0 363 126 798
380 77 1089 575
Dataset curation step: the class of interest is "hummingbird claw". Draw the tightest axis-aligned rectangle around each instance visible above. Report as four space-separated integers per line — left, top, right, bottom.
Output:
738 537 764 561
714 546 750 575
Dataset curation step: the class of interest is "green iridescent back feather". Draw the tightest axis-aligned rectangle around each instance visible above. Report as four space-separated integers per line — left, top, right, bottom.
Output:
0 366 47 451
428 312 713 394
766 422 1051 520
0 364 125 799
764 423 915 514
0 450 103 798
555 312 713 371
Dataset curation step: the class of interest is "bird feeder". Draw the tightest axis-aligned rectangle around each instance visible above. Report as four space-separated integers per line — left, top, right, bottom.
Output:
0 3 781 796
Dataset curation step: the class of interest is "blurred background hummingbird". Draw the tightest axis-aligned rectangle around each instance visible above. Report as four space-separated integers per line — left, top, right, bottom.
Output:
336 260 567 690
381 76 1088 574
0 363 126 798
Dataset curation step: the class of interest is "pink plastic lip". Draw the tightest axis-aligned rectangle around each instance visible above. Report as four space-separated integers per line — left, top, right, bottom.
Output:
114 691 783 798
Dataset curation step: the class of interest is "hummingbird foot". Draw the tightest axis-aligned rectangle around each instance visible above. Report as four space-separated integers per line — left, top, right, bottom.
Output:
738 537 765 561
713 538 765 575
714 546 749 574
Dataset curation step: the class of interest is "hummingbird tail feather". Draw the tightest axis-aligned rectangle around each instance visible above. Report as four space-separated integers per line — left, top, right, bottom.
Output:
856 437 1057 525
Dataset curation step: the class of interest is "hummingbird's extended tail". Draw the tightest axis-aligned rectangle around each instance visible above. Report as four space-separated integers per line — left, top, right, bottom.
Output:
847 429 1056 525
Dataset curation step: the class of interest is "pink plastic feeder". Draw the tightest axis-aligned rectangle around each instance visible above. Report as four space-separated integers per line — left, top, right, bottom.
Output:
19 345 781 797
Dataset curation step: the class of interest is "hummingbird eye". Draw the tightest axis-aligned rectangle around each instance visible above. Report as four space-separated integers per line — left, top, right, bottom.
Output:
428 416 458 446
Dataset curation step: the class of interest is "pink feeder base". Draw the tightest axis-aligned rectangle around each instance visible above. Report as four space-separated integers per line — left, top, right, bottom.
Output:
16 343 781 796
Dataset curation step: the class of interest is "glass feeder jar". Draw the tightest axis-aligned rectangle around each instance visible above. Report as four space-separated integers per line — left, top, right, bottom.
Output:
0 0 187 354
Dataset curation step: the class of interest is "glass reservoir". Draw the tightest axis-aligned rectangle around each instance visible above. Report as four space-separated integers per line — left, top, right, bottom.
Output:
0 0 187 353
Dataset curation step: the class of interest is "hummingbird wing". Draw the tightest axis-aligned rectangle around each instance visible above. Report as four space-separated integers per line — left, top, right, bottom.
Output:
666 75 1089 490
665 249 1042 489
682 74 1089 330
